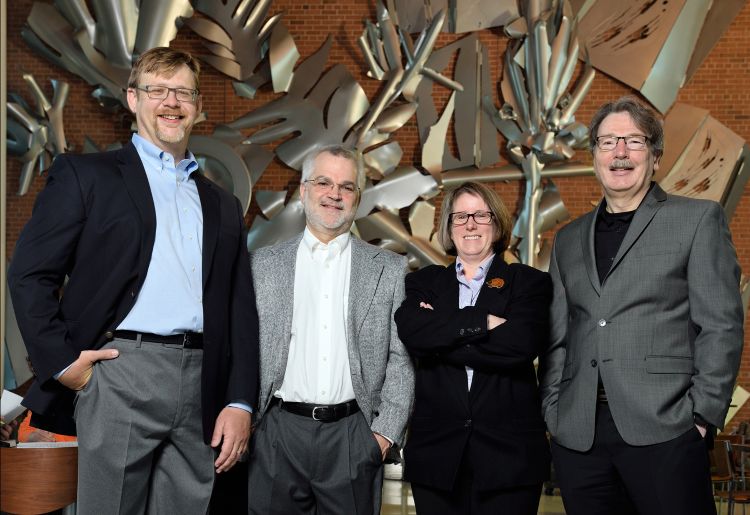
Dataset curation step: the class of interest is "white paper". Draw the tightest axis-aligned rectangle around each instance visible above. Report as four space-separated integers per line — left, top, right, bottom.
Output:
16 441 78 448
1 389 26 423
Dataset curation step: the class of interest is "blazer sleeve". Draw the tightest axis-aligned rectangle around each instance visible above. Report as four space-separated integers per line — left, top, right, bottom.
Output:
685 202 744 429
538 237 568 435
225 198 260 410
7 155 87 383
395 265 552 371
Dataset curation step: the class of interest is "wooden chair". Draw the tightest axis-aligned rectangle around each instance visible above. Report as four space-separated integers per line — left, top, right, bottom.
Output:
711 440 750 515
0 445 78 515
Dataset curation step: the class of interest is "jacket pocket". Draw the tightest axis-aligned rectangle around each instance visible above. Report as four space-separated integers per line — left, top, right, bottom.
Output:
645 355 694 374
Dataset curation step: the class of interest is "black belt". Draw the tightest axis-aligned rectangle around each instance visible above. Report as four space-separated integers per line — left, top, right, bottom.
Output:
275 398 359 422
113 330 204 349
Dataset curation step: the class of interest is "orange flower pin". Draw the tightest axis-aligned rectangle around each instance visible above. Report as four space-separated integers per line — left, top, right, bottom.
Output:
486 278 505 289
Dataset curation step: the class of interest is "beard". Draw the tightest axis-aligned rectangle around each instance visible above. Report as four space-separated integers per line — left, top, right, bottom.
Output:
156 125 186 144
303 195 355 235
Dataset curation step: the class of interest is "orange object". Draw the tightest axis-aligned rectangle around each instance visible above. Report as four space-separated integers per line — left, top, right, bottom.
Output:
17 415 77 443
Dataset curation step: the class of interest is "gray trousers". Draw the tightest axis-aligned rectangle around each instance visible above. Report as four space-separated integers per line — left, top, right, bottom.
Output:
247 402 384 515
74 338 215 515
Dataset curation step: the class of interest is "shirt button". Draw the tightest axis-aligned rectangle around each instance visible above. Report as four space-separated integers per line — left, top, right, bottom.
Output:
324 294 329 299
591 359 598 367
598 319 607 327
323 325 328 330
322 357 327 362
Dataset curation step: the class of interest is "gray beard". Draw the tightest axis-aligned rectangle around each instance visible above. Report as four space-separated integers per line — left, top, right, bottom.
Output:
303 199 353 233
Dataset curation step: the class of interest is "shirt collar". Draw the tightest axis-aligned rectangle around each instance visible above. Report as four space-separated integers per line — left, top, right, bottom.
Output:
131 134 198 180
302 227 351 257
455 253 495 282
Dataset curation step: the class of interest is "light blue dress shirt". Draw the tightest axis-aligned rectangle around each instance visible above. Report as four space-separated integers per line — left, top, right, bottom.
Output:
117 134 204 334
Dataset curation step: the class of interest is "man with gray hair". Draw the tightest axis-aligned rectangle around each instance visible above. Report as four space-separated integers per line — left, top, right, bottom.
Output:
247 144 414 514
539 96 744 515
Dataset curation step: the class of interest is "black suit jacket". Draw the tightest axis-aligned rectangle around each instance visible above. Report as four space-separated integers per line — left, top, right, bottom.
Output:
8 142 259 442
394 257 551 492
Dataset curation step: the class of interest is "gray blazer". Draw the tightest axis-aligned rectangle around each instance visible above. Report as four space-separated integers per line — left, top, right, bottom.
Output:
540 184 744 451
250 233 414 446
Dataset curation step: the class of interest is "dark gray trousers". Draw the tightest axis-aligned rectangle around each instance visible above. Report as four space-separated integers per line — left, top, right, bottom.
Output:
247 402 384 515
74 338 215 515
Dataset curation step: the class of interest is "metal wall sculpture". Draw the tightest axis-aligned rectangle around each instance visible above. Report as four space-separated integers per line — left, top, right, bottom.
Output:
7 75 70 196
573 0 747 114
7 0 747 272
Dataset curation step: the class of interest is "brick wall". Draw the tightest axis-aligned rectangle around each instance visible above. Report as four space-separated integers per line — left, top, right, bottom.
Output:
5 0 749 430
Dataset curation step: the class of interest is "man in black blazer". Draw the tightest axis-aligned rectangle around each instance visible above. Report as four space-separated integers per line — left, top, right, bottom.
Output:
8 48 259 514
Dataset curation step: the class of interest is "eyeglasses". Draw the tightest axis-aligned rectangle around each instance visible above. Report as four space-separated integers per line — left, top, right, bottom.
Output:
303 177 359 196
134 85 199 103
450 211 494 226
595 135 649 151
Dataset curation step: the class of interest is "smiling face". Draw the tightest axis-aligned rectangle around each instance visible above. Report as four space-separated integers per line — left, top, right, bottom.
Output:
300 151 359 243
594 111 659 212
450 192 497 264
126 64 202 160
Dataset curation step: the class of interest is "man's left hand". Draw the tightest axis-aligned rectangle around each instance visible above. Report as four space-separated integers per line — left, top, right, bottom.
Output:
211 407 251 473
373 433 391 462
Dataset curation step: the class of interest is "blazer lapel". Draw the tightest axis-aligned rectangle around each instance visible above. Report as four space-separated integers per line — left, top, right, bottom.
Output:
603 184 666 285
272 234 302 390
580 206 602 295
347 238 384 377
194 174 220 289
117 143 156 278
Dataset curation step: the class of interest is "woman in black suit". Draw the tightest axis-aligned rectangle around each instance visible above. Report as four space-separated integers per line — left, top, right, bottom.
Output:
395 181 552 515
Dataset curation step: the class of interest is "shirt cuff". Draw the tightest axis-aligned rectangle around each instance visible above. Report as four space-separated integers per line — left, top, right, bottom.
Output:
54 364 74 380
227 402 253 414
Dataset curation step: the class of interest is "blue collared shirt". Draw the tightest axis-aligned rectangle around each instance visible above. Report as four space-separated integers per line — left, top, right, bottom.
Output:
117 134 203 334
455 253 495 389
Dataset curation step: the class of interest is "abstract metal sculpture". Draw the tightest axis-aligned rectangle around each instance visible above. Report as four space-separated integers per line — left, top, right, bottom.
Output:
7 75 70 195
8 0 747 273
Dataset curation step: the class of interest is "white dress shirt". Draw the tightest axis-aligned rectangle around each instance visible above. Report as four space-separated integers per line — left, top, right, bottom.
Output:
276 228 356 404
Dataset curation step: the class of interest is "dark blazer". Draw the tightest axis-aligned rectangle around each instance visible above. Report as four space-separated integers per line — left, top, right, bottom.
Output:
394 256 552 492
8 142 259 442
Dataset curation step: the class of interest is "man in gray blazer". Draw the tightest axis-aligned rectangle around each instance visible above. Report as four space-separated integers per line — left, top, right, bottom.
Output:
247 144 414 515
539 97 744 515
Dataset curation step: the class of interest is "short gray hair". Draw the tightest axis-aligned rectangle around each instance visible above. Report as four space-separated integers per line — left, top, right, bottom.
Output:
300 144 365 191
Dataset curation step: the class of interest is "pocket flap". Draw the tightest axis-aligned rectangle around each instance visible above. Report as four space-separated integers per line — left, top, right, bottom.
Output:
645 355 694 374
